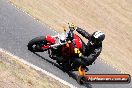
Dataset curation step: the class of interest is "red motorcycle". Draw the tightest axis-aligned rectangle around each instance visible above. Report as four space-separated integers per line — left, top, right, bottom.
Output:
27 25 87 84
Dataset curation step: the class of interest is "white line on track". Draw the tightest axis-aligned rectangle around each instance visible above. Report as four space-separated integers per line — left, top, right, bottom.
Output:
0 48 76 88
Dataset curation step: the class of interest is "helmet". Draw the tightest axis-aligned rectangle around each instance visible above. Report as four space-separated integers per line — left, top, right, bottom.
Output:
90 31 105 45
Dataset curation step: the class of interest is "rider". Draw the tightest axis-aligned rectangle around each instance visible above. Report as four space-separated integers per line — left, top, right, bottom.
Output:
52 23 105 68
74 27 105 67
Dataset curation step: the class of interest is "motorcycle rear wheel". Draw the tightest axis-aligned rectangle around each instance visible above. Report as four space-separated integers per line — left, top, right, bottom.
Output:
77 76 86 85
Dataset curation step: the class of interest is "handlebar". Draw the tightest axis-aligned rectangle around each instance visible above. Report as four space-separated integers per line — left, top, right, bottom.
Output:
50 41 71 48
50 23 77 48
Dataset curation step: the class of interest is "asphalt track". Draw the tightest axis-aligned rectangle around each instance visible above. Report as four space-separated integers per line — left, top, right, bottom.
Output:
0 0 131 88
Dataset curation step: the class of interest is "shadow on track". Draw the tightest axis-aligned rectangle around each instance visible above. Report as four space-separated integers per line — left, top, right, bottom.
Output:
33 52 92 88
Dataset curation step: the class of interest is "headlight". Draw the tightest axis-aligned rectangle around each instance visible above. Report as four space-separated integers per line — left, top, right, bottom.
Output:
59 33 66 43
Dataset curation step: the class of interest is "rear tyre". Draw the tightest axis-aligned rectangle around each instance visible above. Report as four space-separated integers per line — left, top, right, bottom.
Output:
77 76 86 85
27 36 48 52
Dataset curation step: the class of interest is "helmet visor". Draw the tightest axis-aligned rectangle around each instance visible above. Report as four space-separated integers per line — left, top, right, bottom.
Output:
90 37 98 45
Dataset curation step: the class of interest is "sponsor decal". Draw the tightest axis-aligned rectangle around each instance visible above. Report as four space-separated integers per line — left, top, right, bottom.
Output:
84 74 131 83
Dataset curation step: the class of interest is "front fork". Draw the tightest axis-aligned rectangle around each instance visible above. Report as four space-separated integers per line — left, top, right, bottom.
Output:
48 47 60 60
48 49 52 58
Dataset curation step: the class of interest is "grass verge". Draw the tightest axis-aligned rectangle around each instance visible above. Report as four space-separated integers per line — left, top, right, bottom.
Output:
0 50 69 88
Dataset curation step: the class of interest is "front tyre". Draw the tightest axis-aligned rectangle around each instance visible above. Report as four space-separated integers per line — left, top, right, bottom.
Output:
27 36 48 52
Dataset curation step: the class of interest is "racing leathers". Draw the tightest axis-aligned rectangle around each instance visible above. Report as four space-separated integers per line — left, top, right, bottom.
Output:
75 27 102 66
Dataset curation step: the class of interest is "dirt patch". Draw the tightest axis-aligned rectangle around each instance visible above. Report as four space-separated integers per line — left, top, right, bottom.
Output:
0 50 69 88
9 0 132 75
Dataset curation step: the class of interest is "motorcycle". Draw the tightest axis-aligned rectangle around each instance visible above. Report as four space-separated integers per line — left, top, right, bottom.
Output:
27 24 87 84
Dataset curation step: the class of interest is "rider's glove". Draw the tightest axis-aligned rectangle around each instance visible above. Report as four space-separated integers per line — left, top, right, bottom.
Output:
74 48 82 57
68 23 77 31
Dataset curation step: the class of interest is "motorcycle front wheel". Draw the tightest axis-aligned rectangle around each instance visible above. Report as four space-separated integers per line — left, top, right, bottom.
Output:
27 36 49 52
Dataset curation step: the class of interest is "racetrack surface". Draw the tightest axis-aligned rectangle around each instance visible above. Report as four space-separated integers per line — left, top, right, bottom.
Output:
0 0 131 88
